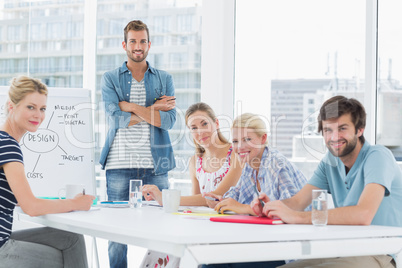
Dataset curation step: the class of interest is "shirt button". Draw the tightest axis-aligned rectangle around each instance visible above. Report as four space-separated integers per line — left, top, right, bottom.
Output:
127 94 129 96
128 81 130 84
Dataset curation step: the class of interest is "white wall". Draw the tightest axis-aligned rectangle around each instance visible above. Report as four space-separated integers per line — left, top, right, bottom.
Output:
234 1 271 121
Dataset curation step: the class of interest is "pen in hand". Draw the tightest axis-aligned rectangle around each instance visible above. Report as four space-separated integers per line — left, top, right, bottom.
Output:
154 97 176 101
253 184 265 207
100 201 128 204
82 188 85 195
204 196 219 201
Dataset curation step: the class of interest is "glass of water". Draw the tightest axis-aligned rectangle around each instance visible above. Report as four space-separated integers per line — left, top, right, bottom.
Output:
129 180 143 208
312 189 328 226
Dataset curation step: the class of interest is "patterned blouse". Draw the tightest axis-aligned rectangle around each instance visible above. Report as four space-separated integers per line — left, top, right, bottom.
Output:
196 146 233 194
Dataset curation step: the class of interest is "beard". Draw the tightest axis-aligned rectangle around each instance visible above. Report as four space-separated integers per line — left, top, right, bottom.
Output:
127 50 148 63
327 135 358 158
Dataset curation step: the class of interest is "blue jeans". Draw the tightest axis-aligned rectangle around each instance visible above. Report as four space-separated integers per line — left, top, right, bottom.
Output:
201 261 286 268
0 227 87 268
106 168 169 268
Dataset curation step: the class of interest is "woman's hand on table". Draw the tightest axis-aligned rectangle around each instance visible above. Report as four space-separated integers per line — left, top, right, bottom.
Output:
203 192 222 208
142 185 163 205
73 194 95 211
214 198 252 215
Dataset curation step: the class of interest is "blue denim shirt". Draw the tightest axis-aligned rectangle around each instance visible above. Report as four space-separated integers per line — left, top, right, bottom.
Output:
99 61 176 174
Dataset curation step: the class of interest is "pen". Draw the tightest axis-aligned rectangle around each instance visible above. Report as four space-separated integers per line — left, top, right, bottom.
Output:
100 201 128 204
253 184 265 207
204 196 219 201
82 188 85 195
154 97 176 101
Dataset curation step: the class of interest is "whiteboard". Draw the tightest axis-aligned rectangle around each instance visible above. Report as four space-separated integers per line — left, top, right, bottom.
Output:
0 87 96 198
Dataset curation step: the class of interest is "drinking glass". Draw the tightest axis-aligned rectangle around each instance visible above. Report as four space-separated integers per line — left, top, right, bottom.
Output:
312 189 328 226
129 180 143 208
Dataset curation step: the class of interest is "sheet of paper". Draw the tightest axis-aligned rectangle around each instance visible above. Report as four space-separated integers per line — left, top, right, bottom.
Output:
173 206 236 217
178 206 218 214
142 200 162 207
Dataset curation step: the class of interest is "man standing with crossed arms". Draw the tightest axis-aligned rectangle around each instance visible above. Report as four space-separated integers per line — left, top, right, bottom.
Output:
100 20 176 268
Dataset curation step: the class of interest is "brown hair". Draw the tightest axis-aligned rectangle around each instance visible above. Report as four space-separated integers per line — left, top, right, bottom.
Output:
7 76 48 114
124 20 150 43
185 102 228 156
317 95 366 143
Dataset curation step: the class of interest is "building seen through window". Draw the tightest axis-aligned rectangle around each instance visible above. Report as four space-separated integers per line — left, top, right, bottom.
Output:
0 0 202 196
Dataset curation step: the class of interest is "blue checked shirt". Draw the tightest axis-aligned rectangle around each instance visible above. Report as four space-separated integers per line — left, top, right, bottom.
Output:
224 146 307 204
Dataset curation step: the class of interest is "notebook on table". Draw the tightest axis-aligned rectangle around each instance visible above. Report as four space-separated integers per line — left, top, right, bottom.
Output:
210 215 284 225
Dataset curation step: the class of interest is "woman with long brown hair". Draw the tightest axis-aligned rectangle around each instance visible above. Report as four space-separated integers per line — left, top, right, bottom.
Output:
142 102 242 206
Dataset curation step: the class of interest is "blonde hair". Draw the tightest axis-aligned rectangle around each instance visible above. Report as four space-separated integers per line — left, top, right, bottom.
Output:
185 102 228 156
7 76 48 114
232 113 268 145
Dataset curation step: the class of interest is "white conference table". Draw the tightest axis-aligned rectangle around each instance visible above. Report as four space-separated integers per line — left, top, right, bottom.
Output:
17 205 402 267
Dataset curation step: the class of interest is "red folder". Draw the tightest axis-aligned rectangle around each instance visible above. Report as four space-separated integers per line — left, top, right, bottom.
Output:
210 215 284 225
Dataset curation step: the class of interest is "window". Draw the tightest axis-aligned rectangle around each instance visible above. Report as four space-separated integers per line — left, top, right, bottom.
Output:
0 0 399 199
47 22 63 39
0 0 85 87
7 25 22 41
154 16 171 33
169 53 188 69
177 14 193 32
234 0 366 177
172 73 188 88
377 0 402 160
67 21 84 38
152 35 165 46
153 53 164 69
109 19 126 35
31 23 42 40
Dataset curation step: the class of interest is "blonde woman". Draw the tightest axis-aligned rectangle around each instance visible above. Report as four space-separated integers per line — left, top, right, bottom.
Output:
0 76 94 268
206 113 307 215
202 113 308 268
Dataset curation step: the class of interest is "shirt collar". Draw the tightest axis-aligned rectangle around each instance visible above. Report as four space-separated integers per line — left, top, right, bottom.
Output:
360 140 370 153
120 61 155 74
260 146 270 166
354 140 370 165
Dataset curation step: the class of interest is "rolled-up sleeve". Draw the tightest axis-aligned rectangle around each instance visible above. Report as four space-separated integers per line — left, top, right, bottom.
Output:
276 167 305 200
101 72 131 130
223 184 241 200
158 74 176 130
363 149 395 196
